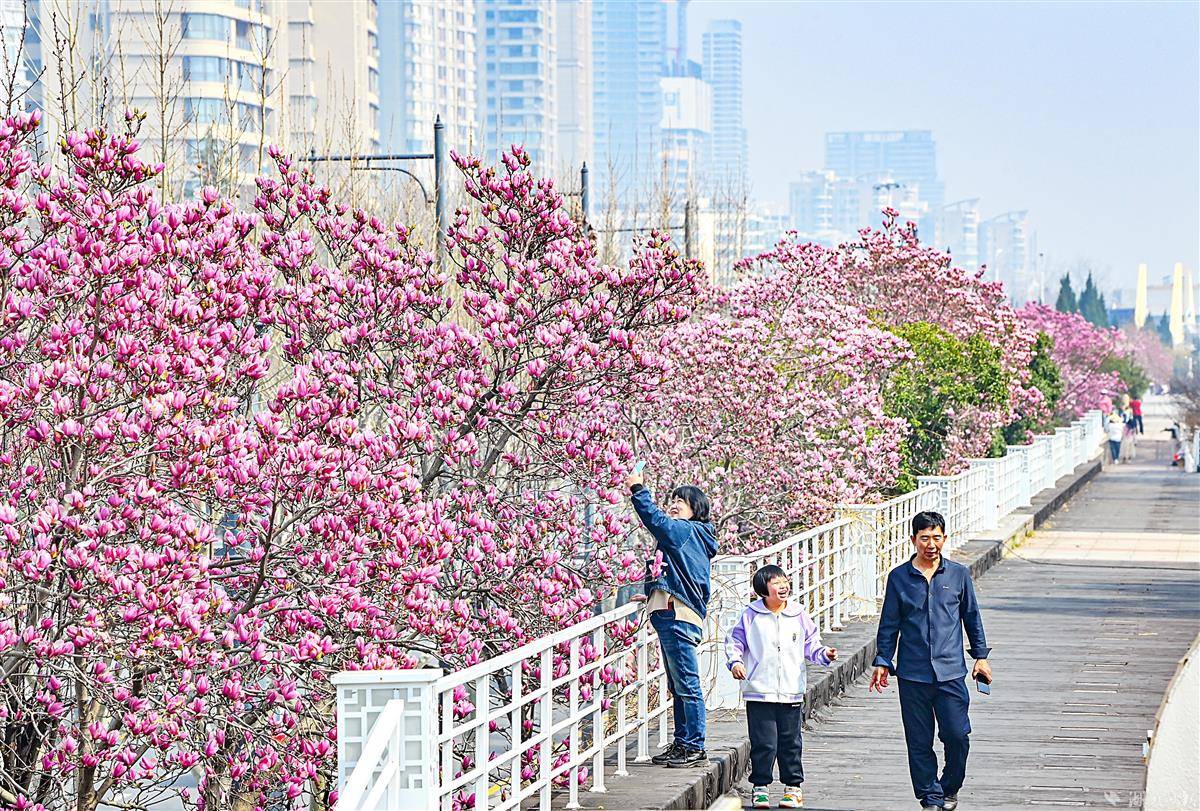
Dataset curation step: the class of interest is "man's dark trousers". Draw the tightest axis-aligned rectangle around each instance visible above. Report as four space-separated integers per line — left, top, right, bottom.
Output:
898 677 971 808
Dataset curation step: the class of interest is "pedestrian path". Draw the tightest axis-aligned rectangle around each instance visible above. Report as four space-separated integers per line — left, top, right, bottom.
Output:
715 442 1199 810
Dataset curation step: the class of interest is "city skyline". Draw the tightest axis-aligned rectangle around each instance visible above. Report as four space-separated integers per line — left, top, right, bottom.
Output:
4 0 1194 303
684 0 1200 299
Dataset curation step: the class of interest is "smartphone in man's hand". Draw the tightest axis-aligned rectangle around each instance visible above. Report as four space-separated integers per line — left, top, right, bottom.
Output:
975 675 991 695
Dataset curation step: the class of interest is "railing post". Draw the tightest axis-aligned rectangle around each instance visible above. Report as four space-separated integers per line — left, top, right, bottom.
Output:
1055 427 1073 479
335 669 443 811
838 505 880 613
974 459 1000 530
1006 445 1032 507
702 556 753 711
916 476 952 532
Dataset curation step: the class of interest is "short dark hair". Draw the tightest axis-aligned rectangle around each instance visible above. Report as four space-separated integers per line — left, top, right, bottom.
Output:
911 511 946 536
752 564 788 597
670 485 711 523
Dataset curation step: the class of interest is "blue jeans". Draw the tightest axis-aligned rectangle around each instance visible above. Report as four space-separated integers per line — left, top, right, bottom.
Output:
649 609 705 749
898 677 971 808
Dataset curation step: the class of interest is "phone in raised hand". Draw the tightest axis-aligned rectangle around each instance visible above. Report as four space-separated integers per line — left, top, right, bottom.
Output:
632 460 646 475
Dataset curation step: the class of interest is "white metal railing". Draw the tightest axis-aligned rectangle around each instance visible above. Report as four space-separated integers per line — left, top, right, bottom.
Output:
843 485 941 601
336 410 1106 810
916 464 991 552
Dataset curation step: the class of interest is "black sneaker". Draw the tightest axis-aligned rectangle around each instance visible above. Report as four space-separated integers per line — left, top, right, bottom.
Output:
650 742 682 765
666 747 707 768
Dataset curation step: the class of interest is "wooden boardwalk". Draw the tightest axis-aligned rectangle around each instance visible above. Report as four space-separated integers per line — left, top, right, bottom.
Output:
720 445 1200 810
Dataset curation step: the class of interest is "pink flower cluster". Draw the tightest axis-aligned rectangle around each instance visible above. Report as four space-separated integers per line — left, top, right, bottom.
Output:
1017 303 1126 417
0 113 1119 808
0 117 699 809
632 240 911 551
635 212 1043 551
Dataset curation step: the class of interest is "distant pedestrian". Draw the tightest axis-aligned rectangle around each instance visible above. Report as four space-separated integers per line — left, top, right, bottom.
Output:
627 466 717 769
1105 413 1124 463
870 511 992 811
1130 397 1144 434
725 564 838 809
1122 413 1138 462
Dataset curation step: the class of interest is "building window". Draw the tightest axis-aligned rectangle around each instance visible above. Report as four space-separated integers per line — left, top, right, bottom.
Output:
368 67 379 94
184 97 227 125
183 56 227 83
236 20 269 51
235 61 267 93
182 13 229 42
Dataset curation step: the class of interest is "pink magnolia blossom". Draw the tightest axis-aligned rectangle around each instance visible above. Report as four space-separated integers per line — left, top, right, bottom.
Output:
1018 303 1126 417
0 117 698 810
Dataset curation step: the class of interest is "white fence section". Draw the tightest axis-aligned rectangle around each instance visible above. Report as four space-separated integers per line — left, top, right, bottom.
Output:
336 411 1106 810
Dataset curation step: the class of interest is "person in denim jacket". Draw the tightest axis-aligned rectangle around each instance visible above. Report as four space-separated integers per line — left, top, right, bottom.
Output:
627 466 717 769
726 564 838 808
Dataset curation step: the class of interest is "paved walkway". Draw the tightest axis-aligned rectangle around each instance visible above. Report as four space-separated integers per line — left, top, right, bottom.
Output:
717 442 1199 811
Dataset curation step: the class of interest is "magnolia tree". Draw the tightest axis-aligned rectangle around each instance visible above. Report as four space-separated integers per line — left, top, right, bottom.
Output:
632 241 910 552
741 214 1039 476
1018 303 1126 418
0 112 699 811
839 214 1041 464
1120 326 1174 389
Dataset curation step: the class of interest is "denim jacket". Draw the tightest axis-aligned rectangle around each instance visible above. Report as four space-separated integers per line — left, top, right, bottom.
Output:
631 486 717 620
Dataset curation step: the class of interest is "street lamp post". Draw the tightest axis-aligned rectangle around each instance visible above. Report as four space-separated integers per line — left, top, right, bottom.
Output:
299 117 448 265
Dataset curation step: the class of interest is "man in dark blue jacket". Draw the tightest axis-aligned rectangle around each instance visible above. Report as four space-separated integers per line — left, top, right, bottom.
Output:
628 468 717 769
870 511 992 811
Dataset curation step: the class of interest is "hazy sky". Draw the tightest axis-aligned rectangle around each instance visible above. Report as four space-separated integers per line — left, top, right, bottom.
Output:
684 0 1199 300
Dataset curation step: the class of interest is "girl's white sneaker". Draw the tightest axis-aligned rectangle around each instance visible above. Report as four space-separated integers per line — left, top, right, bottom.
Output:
751 786 771 808
779 786 803 808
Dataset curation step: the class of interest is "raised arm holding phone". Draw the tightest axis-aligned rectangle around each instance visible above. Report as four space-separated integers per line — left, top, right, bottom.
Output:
626 462 717 770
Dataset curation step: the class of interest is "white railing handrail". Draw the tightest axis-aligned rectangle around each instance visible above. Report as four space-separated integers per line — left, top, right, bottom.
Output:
433 601 640 691
735 515 854 561
336 409 1108 810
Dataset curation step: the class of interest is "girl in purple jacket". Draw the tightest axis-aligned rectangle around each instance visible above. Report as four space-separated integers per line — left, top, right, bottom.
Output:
726 565 838 809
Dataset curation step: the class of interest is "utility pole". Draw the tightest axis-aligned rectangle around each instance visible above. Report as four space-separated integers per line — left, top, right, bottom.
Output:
580 162 589 222
433 116 447 268
684 198 696 261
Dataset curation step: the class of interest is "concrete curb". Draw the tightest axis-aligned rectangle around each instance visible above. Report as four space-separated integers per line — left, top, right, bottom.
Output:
642 456 1103 811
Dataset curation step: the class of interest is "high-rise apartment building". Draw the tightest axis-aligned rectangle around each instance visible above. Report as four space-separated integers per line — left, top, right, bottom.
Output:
941 198 981 271
477 0 557 169
289 0 380 153
555 0 591 177
789 170 835 238
0 0 31 113
591 0 667 203
824 130 945 237
701 19 745 187
378 0 477 155
23 0 293 199
980 210 1032 303
659 74 710 202
21 0 382 199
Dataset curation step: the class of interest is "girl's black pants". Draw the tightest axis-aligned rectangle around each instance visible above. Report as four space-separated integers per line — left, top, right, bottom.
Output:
746 700 804 786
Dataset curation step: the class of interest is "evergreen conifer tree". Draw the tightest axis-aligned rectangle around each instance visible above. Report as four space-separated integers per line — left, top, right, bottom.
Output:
1055 274 1078 313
